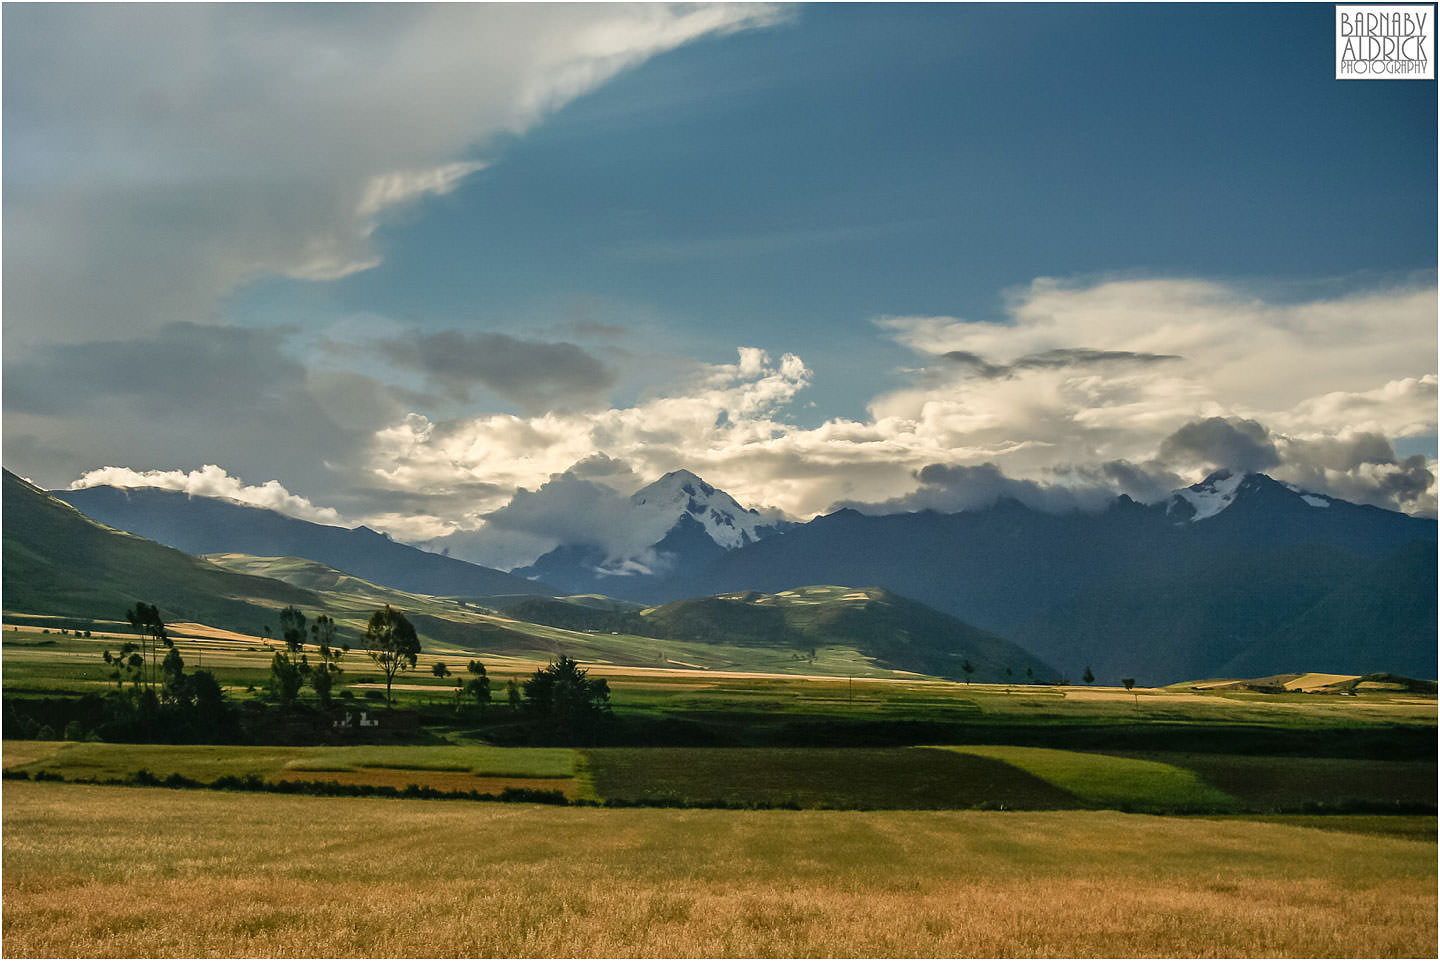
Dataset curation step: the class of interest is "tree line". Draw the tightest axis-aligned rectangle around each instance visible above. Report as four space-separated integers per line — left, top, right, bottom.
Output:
84 602 613 744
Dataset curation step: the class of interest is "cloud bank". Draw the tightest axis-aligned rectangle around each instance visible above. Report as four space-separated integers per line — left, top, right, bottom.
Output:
353 277 1435 563
36 274 1439 569
69 465 346 526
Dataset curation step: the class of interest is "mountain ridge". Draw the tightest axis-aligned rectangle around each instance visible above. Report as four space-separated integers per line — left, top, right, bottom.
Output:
52 484 559 600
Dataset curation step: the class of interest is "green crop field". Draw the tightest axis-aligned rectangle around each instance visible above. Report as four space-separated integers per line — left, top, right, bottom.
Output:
3 781 1434 958
938 745 1237 811
9 739 1434 816
582 746 1079 809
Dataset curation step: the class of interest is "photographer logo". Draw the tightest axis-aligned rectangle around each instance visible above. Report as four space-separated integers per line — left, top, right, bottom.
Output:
1336 5 1434 79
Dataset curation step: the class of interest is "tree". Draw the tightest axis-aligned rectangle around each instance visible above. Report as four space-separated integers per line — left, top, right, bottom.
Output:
1083 665 1095 684
309 614 345 708
431 662 451 679
522 655 610 743
506 678 522 712
961 659 975 685
102 643 143 690
464 660 491 717
363 606 420 706
125 603 169 691
161 647 187 705
279 606 308 659
1025 666 1034 683
1122 677 1138 708
268 652 303 707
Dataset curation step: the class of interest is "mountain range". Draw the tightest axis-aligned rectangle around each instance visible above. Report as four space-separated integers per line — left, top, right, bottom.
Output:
4 470 1043 682
33 466 1440 684
54 483 557 600
657 471 1437 683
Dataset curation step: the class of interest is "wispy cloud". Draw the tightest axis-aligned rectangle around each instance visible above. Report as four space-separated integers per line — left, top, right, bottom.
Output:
3 3 787 344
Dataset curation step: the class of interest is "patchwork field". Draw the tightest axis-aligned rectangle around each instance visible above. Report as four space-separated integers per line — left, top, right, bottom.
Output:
3 742 583 797
4 614 1435 957
3 781 1434 958
9 740 1434 815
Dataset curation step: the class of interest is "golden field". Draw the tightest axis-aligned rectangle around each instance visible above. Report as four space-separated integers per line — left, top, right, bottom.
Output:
2 781 1434 957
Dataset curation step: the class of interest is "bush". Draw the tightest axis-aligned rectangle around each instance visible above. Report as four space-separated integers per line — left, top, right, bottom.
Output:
63 720 86 741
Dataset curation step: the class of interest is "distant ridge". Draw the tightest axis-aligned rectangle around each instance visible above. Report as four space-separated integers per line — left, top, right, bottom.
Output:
54 484 559 599
3 469 319 628
658 471 1437 684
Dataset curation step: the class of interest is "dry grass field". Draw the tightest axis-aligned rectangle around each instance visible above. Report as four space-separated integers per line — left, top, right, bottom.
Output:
3 781 1434 958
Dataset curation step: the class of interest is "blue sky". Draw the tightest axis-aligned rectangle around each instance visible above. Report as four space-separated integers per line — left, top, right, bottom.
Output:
238 3 1436 421
5 3 1437 566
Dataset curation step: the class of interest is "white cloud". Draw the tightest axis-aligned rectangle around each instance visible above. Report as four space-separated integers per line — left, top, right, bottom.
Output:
57 276 1434 555
3 4 786 344
68 465 348 526
356 277 1437 546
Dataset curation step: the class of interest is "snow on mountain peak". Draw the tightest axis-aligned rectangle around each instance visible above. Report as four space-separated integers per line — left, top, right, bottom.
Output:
1168 469 1247 522
630 469 767 550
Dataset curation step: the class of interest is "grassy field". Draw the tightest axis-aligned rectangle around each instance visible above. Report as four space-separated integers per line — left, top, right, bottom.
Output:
6 621 1436 780
10 740 1433 816
3 741 585 797
937 745 1236 811
3 781 1434 958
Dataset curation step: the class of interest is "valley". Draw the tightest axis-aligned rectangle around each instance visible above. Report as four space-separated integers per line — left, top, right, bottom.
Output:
3 465 1435 958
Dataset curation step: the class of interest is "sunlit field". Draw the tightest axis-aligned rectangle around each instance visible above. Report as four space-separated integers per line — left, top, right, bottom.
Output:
3 781 1433 958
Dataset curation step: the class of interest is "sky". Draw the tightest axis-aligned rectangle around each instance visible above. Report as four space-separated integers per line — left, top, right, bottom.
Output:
4 3 1437 570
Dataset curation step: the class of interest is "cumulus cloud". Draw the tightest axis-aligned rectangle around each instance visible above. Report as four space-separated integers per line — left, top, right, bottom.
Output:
363 346 815 521
351 277 1436 549
3 3 786 344
30 275 1434 556
68 465 347 526
1158 417 1282 473
378 330 617 413
1271 431 1436 515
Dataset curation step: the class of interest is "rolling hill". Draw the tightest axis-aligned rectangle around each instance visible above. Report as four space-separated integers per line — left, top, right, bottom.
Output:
53 484 558 599
2 469 320 629
504 585 1058 683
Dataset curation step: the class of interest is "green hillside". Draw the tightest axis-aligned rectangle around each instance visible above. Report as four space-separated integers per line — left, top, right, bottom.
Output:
2 470 318 628
5 475 1051 682
509 585 1058 682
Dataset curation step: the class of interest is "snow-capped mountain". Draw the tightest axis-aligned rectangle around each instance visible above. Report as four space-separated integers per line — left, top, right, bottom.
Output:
512 470 792 594
1166 469 1249 521
658 470 1435 683
629 469 782 550
1166 469 1344 523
